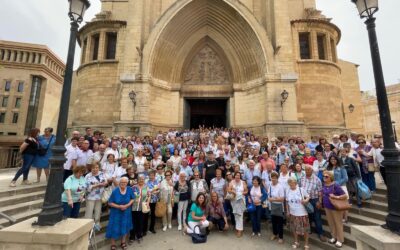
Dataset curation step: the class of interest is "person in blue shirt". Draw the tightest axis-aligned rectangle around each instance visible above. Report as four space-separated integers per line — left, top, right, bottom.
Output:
61 166 87 218
106 177 135 250
244 160 261 188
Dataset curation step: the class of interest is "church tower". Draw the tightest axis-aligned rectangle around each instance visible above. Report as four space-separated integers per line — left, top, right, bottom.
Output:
70 0 364 137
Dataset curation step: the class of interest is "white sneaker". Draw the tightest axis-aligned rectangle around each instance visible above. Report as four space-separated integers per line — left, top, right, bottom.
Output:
168 224 172 229
178 225 182 231
162 226 167 232
9 181 16 187
335 241 343 248
257 233 261 237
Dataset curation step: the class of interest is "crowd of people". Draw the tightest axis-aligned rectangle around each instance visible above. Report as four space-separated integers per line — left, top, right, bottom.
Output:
9 126 389 250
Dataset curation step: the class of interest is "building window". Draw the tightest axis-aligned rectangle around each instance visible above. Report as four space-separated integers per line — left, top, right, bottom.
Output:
0 113 5 123
12 113 18 123
8 132 17 136
1 96 8 107
105 32 117 60
91 34 100 61
330 38 337 62
17 81 24 92
24 76 42 134
81 38 87 64
317 34 326 60
299 32 311 59
4 81 11 91
15 97 21 108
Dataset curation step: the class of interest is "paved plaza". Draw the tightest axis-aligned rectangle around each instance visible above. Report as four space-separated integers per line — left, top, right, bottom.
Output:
98 227 322 250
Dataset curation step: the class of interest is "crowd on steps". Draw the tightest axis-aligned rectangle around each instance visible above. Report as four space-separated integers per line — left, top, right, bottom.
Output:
9 126 391 250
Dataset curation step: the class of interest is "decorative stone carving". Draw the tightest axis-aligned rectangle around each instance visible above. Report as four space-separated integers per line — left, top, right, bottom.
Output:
184 46 228 84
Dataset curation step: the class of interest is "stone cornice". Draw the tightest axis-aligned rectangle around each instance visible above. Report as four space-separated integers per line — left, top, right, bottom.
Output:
291 19 341 42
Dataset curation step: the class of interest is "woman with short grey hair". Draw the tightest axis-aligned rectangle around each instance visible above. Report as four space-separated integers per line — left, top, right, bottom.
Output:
174 172 191 231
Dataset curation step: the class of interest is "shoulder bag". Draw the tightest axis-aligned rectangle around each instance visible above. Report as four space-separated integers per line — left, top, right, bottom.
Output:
155 200 167 217
191 225 207 244
269 184 284 217
329 185 351 211
38 135 53 156
299 187 314 214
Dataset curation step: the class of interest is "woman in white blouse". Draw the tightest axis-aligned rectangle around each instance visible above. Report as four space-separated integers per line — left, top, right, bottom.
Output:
170 149 182 170
85 163 107 230
102 153 118 184
134 150 147 174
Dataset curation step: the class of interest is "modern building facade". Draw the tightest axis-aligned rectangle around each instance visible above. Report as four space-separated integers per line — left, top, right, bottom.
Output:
70 0 364 137
0 40 64 145
362 83 400 140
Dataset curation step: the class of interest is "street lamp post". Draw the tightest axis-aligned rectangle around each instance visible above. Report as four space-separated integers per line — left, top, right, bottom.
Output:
34 0 90 226
351 0 400 233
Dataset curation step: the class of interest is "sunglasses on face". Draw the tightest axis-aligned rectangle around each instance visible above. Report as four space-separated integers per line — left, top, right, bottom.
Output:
323 176 329 178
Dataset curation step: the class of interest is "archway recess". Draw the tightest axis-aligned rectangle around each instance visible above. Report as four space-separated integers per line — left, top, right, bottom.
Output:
144 0 270 85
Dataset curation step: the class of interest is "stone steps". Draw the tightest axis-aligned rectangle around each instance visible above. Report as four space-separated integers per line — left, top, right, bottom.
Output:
0 184 389 250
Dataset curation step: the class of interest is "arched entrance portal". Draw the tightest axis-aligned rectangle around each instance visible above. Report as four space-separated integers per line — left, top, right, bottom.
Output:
143 0 271 129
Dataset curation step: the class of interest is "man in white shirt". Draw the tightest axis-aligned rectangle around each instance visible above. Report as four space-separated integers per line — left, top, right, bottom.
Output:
64 130 80 147
180 159 193 181
64 137 79 181
106 141 121 162
76 140 93 167
90 143 107 167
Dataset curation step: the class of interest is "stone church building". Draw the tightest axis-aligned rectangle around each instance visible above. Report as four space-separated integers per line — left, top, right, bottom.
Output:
70 0 364 137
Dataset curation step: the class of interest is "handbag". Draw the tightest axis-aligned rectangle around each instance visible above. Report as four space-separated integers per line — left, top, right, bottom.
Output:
191 226 207 244
367 163 376 172
269 184 284 217
270 202 284 217
37 135 53 156
142 201 150 213
225 192 235 201
101 186 112 204
247 199 256 213
155 201 167 217
357 179 372 200
329 185 351 211
299 188 314 214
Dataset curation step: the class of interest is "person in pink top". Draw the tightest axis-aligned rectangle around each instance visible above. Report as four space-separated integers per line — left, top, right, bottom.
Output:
260 151 276 171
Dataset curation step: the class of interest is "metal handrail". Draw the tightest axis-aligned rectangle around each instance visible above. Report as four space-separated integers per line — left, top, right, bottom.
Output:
0 212 17 228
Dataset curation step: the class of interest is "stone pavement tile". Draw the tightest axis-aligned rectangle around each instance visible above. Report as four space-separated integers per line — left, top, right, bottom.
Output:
99 228 322 250
0 169 41 192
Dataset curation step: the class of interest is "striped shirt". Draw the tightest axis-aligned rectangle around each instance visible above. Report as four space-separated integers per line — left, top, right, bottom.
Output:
299 174 322 199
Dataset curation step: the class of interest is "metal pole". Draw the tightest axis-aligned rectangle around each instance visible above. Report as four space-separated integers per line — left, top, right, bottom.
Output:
34 21 79 226
365 17 400 233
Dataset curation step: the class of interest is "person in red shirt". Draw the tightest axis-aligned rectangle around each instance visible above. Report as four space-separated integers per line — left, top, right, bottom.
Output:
303 148 316 165
184 150 195 166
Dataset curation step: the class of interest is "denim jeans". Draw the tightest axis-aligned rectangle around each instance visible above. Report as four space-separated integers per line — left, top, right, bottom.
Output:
250 205 263 233
361 171 376 192
308 198 324 236
12 154 36 181
224 200 235 226
62 202 81 218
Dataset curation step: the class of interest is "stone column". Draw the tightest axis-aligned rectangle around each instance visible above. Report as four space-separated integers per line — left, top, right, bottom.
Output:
311 31 318 60
326 35 333 61
98 31 106 60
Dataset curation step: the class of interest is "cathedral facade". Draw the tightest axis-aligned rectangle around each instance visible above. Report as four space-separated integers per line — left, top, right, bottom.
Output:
70 0 364 137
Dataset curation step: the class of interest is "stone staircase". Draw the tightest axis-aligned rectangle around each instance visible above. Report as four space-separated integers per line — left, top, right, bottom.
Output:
0 184 388 250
